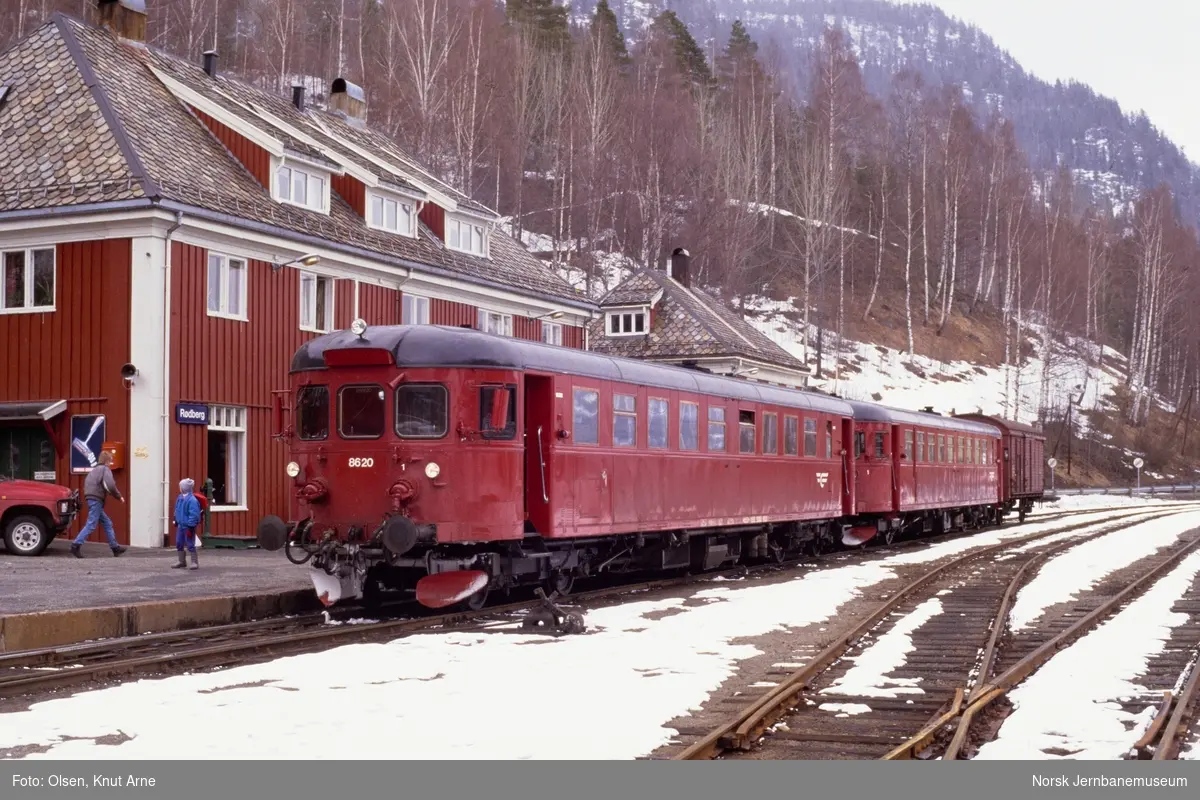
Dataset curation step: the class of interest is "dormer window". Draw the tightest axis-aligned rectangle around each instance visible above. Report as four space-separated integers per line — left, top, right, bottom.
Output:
607 309 647 336
447 216 487 257
368 192 416 236
275 161 329 213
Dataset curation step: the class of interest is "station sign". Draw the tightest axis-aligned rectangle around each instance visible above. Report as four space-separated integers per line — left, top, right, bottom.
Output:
176 403 210 425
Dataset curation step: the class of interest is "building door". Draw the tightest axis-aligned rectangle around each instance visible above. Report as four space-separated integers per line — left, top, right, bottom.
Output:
523 375 555 535
0 426 55 481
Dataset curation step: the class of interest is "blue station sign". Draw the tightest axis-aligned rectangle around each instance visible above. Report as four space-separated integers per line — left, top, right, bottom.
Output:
176 403 210 425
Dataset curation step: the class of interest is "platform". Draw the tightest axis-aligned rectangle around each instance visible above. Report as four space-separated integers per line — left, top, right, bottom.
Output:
0 538 318 652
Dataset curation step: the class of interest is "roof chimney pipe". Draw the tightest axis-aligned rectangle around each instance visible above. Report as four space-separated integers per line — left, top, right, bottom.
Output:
670 247 691 288
203 50 218 78
292 85 305 111
97 0 147 43
329 78 367 125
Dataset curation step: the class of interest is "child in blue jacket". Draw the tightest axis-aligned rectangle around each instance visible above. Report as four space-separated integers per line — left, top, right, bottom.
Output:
173 478 202 570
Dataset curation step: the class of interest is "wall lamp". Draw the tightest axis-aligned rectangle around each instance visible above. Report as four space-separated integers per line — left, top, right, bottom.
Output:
529 310 564 321
272 253 320 272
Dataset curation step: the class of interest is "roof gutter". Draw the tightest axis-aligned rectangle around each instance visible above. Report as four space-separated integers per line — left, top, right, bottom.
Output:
0 198 156 221
155 199 598 314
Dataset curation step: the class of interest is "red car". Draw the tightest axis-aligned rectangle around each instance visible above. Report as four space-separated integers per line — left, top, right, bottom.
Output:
0 476 80 556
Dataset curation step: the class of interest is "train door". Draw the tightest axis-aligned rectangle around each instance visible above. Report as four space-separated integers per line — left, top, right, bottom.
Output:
840 416 855 516
523 374 555 535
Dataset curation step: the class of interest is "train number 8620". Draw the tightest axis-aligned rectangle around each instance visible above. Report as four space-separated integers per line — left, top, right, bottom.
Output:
348 457 375 468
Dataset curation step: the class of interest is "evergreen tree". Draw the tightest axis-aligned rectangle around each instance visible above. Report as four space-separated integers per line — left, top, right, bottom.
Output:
650 10 713 87
591 0 629 64
717 20 759 86
506 0 570 48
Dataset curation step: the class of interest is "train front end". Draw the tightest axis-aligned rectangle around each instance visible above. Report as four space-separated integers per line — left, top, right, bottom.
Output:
256 322 523 609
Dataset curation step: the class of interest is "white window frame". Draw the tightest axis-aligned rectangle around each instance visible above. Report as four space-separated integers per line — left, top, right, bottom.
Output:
299 271 334 333
402 293 430 325
606 309 647 336
446 215 488 257
367 191 417 237
1 246 56 314
541 321 563 346
206 252 248 321
207 405 248 511
478 308 512 337
274 160 331 214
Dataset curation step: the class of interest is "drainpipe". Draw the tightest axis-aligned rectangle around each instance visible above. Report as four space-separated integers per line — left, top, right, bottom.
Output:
162 211 183 545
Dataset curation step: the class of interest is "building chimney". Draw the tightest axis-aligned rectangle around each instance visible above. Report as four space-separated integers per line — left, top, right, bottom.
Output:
669 247 691 287
203 50 218 78
97 0 147 43
329 78 367 125
292 85 305 111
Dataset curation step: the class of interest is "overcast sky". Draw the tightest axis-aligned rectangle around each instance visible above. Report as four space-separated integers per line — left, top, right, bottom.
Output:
893 0 1200 161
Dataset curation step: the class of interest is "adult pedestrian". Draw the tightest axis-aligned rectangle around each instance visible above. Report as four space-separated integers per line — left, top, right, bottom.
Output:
70 451 127 557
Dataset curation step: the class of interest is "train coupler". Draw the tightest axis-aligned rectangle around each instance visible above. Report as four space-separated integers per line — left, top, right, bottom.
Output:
520 588 586 637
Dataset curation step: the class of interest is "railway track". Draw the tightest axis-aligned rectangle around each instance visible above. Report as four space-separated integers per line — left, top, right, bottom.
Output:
0 502 1168 703
669 503 1200 760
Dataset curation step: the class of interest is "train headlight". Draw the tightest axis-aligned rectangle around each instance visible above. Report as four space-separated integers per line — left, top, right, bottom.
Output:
286 461 301 478
424 462 440 479
350 318 368 337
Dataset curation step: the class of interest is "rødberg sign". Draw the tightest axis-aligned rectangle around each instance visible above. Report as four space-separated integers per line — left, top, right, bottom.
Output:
175 403 209 425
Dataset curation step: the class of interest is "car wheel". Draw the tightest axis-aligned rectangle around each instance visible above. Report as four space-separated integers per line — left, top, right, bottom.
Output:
4 515 51 556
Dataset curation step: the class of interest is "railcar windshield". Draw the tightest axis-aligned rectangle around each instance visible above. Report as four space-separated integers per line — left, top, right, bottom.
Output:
296 386 329 440
396 384 448 438
339 385 386 439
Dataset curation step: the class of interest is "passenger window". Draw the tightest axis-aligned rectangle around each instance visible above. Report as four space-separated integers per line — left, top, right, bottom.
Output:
784 416 798 455
708 406 726 452
680 401 699 450
874 432 885 458
917 431 925 462
904 430 913 460
478 385 516 440
958 436 965 463
804 419 817 457
826 421 834 458
613 394 636 447
339 384 386 439
649 398 668 449
938 435 946 462
763 413 778 455
854 430 865 458
573 388 599 445
395 384 449 438
297 385 329 440
739 410 755 454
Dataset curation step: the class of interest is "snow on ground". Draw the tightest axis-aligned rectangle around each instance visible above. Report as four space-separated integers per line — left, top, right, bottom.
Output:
744 297 1129 432
973 549 1200 760
1035 494 1190 513
0 510 1138 760
818 597 942 698
1007 511 1200 631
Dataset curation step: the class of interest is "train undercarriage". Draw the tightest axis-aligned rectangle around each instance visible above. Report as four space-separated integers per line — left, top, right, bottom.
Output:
273 501 1013 610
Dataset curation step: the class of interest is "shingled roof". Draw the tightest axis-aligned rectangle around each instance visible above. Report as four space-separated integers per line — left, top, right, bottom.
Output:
587 268 808 378
0 14 591 309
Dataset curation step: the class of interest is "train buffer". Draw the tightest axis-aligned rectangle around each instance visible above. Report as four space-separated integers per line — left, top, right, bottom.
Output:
520 588 587 637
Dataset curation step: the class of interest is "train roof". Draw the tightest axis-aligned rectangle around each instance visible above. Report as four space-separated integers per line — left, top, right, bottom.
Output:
292 324 855 416
842 399 1003 435
952 413 1045 439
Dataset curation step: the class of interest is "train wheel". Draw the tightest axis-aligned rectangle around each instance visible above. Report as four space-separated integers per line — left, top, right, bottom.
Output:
460 586 489 612
546 571 575 597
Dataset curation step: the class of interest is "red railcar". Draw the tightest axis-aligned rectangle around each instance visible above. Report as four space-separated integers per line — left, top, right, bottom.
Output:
257 323 1044 610
842 401 1003 546
954 413 1046 521
258 324 856 608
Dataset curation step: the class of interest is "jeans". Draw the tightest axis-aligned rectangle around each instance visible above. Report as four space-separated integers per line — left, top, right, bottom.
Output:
73 499 119 548
175 526 196 553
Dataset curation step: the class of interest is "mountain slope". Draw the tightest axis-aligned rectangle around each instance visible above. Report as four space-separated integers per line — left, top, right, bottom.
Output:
578 0 1200 224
